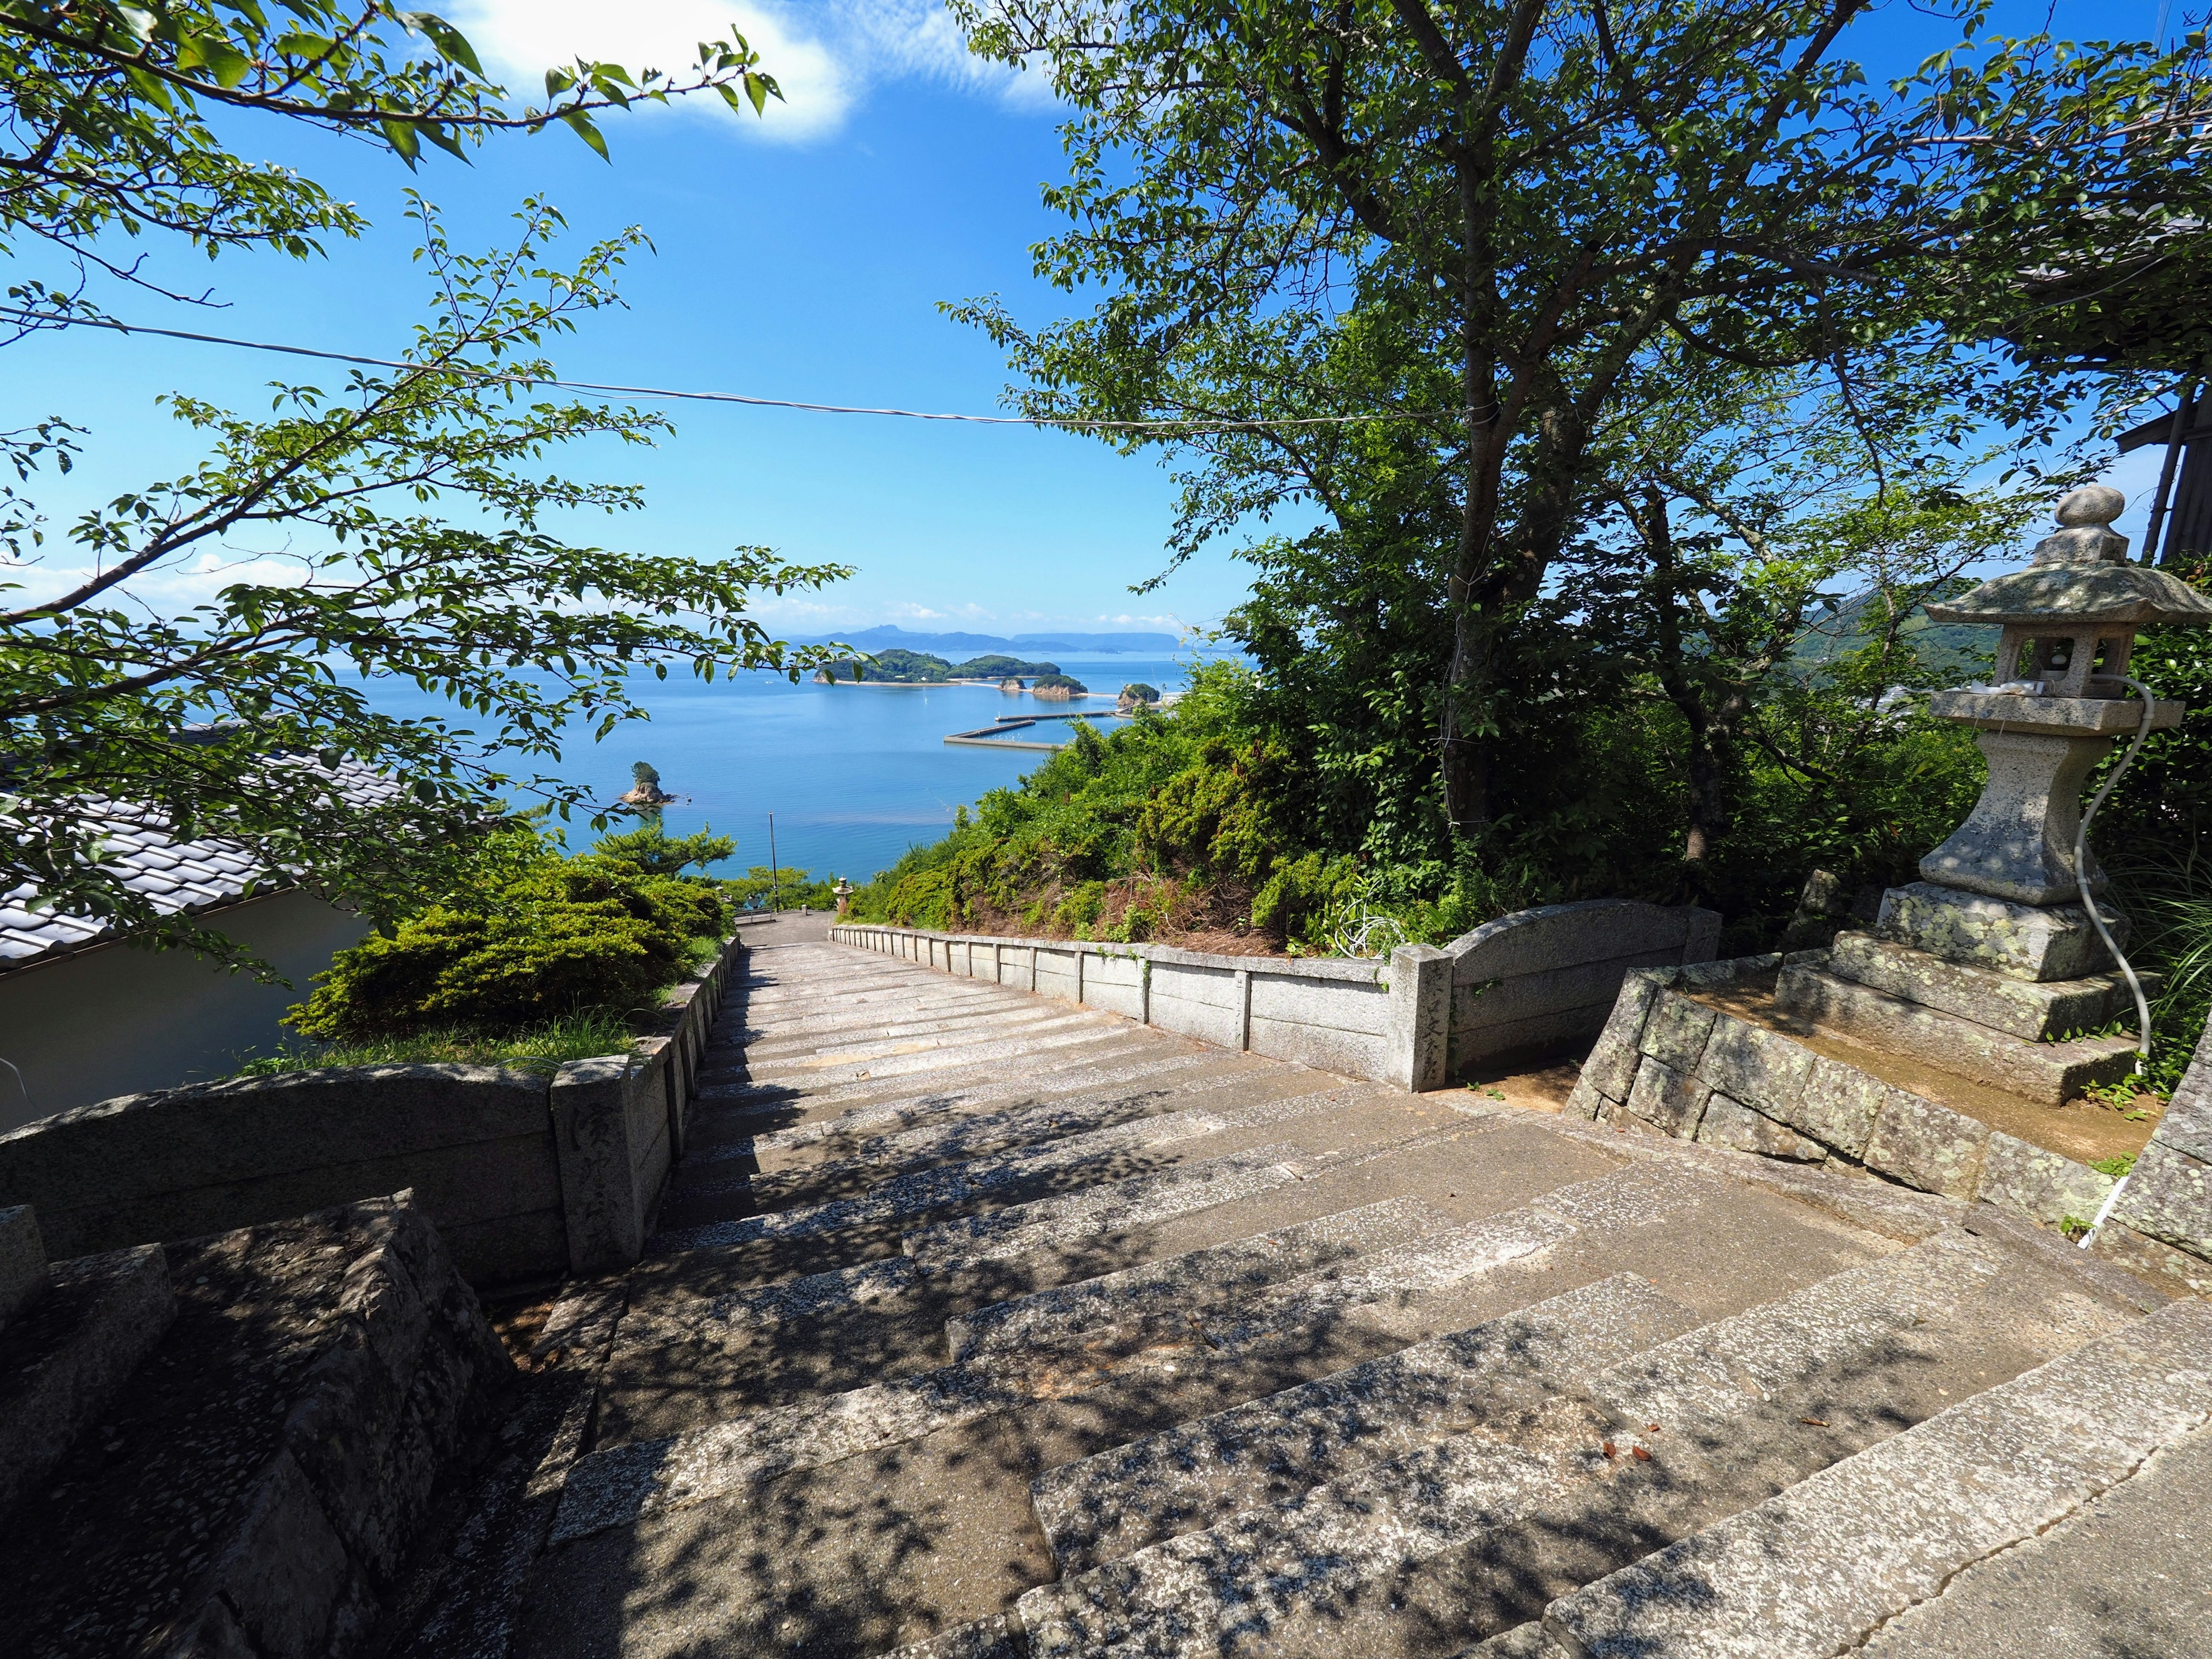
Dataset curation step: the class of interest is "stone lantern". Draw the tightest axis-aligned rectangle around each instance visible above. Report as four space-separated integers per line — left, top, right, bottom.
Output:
1777 486 2212 1104
832 878 854 918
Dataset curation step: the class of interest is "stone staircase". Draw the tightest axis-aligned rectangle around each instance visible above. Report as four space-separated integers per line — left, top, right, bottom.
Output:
389 917 2212 1659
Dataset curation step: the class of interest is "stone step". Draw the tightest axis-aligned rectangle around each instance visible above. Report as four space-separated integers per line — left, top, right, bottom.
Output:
731 1051 1233 1163
650 1085 1371 1255
733 1004 1101 1069
1031 1271 1701 1574
688 1028 1187 1129
551 1198 1460 1546
733 1016 1143 1092
733 986 1051 1047
1012 1230 2012 1659
1540 1297 2212 1659
673 1066 1326 1213
590 1146 1323 1444
559 1162 1666 1541
1853 1420 2212 1659
738 1009 1118 1081
943 1195 1449 1365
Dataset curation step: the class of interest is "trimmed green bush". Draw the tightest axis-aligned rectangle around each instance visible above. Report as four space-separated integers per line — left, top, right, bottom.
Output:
287 843 730 1042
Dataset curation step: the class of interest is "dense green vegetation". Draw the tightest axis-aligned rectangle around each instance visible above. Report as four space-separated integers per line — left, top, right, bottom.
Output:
286 824 731 1043
814 650 1060 683
236 1011 638 1076
854 5 2212 1090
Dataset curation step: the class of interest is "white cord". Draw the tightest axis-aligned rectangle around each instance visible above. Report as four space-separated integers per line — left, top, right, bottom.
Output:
2074 676 2157 1249
2074 676 2159 1067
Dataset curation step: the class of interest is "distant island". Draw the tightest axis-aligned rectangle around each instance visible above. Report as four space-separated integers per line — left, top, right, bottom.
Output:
797 624 1182 656
813 649 1063 685
1031 674 1090 700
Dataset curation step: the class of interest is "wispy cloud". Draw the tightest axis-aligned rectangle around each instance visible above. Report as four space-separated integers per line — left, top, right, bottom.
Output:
449 1 1047 145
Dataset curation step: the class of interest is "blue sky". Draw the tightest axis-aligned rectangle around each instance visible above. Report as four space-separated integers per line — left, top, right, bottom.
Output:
0 0 2190 641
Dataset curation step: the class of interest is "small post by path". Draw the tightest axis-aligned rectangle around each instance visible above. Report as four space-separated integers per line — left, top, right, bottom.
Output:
768 812 781 911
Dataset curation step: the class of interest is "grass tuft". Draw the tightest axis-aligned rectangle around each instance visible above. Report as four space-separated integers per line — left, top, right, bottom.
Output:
232 1009 637 1078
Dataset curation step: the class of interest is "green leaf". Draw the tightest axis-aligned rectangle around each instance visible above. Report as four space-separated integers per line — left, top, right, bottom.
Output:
745 72 768 116
560 108 610 161
400 11 486 78
176 31 255 90
379 116 423 165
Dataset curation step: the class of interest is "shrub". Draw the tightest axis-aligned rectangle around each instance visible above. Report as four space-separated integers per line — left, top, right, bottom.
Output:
287 846 730 1041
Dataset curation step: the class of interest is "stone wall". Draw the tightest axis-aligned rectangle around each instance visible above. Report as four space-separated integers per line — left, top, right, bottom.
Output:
0 935 741 1287
2095 1019 2212 1293
831 899 1717 1092
1566 953 2121 1230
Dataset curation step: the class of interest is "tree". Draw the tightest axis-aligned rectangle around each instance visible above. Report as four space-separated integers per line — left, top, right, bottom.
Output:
1 199 846 962
0 5 823 965
953 2 2212 830
0 1 779 309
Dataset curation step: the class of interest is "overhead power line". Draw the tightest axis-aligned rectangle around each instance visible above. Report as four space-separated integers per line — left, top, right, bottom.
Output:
2 308 1433 435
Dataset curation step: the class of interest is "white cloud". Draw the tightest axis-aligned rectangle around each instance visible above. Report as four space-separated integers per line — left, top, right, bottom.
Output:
449 1 1047 144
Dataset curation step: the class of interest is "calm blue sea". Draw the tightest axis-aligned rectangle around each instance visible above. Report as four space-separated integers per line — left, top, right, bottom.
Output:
372 653 1228 885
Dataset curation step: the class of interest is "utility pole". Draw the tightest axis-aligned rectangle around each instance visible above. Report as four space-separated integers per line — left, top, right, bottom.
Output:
768 812 781 912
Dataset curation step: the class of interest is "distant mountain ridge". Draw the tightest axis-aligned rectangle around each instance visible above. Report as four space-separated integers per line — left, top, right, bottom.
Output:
796 624 1184 656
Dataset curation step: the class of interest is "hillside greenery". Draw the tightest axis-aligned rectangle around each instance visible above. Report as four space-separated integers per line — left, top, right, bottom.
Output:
814 650 1060 683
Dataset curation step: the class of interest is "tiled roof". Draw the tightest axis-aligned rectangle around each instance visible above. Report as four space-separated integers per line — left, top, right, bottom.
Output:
0 761 407 973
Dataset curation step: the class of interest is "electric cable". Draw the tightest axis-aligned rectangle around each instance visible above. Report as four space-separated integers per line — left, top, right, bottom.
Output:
0 306 1435 434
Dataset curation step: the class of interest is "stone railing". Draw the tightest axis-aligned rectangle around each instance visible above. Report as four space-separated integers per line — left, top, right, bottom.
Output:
0 933 743 1288
831 898 1718 1092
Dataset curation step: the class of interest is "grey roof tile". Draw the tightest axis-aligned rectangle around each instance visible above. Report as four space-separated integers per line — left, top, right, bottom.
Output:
0 759 396 974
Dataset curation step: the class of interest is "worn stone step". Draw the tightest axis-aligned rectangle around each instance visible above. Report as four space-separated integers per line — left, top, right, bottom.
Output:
688 1028 1188 1130
674 1066 1328 1214
732 1051 1236 1163
1853 1419 2212 1659
738 1009 1119 1081
590 1147 1323 1444
1032 1271 1701 1573
944 1195 1449 1365
733 986 1049 1046
734 1016 1143 1092
1541 1297 2212 1659
650 1085 1371 1255
1012 1230 2013 1659
552 1199 1456 1545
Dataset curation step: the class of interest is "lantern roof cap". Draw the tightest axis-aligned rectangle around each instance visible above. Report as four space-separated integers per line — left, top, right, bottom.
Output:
1923 486 2212 627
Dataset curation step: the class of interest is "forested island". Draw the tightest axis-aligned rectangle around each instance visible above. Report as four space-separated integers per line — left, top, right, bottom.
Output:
812 649 1060 684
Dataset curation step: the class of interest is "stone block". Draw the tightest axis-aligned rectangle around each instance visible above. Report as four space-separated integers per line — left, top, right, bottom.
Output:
1444 899 1713 983
2148 1019 2212 1166
1826 930 2142 1041
1384 945 1452 1091
1642 991 1719 1074
0 1202 46 1328
1695 1094 1825 1161
1625 1055 1713 1138
1563 1070 1607 1120
1573 969 1673 1103
1864 1090 1993 1199
2088 1222 2212 1296
1974 1131 2115 1229
1775 964 2136 1106
1693 1014 1815 1119
1679 952 1781 992
0 1241 174 1520
2107 1142 2212 1262
1876 880 2123 982
550 1056 645 1275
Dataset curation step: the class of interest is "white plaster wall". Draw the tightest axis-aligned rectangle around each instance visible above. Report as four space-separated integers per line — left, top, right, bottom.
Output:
0 891 370 1130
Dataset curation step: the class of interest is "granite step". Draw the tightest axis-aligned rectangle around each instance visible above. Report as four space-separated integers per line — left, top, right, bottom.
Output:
688 1028 1190 1128
1031 1271 1702 1573
737 1009 1119 1081
728 1051 1235 1162
549 1198 1467 1543
1012 1229 2015 1659
671 1066 1328 1213
609 1145 1318 1350
1541 1297 2212 1659
649 1085 1374 1255
733 1016 1143 1091
560 1162 1669 1531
